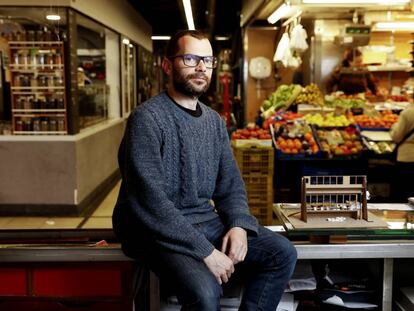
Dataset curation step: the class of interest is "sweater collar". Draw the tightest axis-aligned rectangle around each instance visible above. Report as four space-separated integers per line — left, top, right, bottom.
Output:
164 91 203 118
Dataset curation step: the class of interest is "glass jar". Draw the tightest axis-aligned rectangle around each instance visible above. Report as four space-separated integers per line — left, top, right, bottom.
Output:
33 99 40 109
57 119 65 132
44 30 52 42
13 75 21 86
49 120 57 131
46 54 54 68
57 98 64 109
39 76 47 87
36 30 44 41
33 119 40 132
18 51 28 69
56 75 64 86
23 98 29 109
40 120 48 131
23 120 32 131
30 51 38 67
38 54 45 69
30 76 38 87
27 30 35 42
22 76 30 87
54 53 62 66
15 120 23 131
15 98 22 109
48 76 54 88
13 52 19 65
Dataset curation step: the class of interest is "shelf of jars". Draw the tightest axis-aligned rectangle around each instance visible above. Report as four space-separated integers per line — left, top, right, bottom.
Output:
9 40 68 135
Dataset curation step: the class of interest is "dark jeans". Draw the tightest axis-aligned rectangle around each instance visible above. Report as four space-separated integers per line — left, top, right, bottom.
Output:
140 217 297 311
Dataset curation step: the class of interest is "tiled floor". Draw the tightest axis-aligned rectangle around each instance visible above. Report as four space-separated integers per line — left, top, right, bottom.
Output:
0 181 120 230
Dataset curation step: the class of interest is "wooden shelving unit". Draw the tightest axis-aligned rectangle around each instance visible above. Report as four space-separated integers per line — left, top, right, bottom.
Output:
9 41 68 135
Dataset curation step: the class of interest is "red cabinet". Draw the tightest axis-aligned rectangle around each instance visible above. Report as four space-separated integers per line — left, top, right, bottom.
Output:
0 262 134 311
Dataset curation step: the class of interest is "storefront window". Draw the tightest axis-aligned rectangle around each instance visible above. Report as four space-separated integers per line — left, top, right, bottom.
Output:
121 37 137 116
0 6 68 135
137 46 158 104
76 13 120 129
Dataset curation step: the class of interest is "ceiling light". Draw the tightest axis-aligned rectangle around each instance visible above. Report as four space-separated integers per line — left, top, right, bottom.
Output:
46 14 61 21
182 0 195 30
122 38 130 45
267 3 299 24
302 0 409 4
215 36 230 41
151 36 171 40
374 21 414 31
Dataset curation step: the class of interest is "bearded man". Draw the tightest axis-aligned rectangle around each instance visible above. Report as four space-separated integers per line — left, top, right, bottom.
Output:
112 30 296 311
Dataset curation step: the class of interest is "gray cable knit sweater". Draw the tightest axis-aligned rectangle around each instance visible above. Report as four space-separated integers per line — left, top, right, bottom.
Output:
112 91 258 260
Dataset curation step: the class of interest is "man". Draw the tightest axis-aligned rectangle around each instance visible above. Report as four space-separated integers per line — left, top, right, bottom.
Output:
112 30 297 310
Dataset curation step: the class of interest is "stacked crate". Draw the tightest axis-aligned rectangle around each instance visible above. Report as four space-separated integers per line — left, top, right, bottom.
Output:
233 146 274 225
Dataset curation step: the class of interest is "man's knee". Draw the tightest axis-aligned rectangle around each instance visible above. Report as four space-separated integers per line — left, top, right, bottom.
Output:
179 276 222 310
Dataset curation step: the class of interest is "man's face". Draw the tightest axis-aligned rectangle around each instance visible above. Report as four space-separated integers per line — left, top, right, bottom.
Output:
170 36 213 98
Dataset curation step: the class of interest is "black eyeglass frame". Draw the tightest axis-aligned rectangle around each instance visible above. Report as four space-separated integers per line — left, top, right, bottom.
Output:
168 54 218 69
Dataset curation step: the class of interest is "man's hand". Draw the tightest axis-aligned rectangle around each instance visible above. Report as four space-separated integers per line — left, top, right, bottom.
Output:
203 249 234 285
221 227 248 265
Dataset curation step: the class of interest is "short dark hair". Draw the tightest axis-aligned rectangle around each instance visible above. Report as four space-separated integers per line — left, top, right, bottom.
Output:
166 30 209 57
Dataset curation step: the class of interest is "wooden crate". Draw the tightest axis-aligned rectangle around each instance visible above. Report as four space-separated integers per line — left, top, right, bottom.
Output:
242 174 274 226
249 202 273 226
233 147 274 175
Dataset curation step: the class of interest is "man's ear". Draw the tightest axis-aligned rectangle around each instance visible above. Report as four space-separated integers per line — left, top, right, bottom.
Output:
162 57 172 76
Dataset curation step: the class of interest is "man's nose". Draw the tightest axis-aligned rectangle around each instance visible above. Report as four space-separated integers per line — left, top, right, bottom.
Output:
195 59 207 71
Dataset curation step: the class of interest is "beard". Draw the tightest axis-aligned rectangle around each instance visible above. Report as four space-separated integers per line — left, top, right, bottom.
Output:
172 67 211 98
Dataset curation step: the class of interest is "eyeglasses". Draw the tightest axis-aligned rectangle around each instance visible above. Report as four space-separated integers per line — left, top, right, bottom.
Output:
168 54 217 69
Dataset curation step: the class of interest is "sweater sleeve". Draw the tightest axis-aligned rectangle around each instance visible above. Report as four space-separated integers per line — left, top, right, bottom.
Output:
212 119 259 235
122 108 215 260
390 110 410 144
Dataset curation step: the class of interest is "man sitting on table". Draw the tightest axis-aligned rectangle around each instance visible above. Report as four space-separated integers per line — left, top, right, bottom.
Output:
112 30 297 310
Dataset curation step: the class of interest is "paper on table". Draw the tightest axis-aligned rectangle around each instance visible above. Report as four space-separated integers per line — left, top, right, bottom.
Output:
323 295 377 309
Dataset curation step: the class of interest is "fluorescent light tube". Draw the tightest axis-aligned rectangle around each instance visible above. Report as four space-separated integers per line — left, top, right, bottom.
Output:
151 36 171 40
374 22 414 31
303 0 409 4
46 14 61 21
183 0 195 30
215 36 230 41
268 3 299 24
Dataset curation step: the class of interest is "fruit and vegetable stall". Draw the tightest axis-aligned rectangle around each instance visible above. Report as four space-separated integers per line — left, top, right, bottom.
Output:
231 83 409 203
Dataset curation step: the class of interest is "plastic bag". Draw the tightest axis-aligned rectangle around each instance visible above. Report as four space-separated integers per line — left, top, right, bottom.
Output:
290 24 308 53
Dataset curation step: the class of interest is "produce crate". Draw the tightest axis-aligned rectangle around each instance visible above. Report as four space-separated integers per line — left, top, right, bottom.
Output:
231 139 273 148
243 174 273 204
242 174 273 225
233 147 274 175
249 201 273 226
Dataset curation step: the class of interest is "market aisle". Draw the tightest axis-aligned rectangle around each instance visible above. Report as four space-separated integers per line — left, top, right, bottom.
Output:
81 180 121 229
0 181 120 230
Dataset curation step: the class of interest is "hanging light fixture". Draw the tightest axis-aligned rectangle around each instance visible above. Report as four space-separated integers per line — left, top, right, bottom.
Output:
268 2 300 25
46 0 61 21
46 14 61 21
